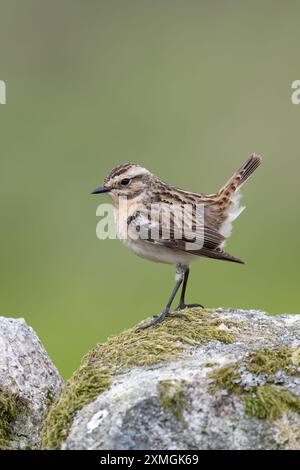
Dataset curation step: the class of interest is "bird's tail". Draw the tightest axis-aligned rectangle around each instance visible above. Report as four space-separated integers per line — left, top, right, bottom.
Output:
198 247 245 264
218 153 262 195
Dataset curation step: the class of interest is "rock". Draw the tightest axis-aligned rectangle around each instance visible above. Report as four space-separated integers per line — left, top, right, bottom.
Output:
41 308 300 450
0 317 63 449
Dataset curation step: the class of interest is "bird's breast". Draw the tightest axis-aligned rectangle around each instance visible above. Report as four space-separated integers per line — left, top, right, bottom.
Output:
113 199 141 241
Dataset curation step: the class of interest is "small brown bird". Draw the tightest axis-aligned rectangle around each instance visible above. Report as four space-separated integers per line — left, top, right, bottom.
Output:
92 154 261 328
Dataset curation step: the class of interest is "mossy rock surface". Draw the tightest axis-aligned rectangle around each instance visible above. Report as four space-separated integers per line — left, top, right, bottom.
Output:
0 317 63 449
0 387 25 449
41 308 300 450
41 308 235 449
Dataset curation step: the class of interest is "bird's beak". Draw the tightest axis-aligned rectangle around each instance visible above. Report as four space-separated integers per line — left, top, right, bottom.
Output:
91 186 111 195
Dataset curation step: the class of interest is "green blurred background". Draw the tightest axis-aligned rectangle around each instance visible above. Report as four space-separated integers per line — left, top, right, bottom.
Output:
0 0 299 378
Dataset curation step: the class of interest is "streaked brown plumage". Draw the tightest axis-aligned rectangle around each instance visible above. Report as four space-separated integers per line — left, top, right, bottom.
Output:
92 154 262 328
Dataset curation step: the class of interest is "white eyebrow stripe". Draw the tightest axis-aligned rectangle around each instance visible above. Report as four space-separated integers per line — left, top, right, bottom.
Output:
118 166 150 179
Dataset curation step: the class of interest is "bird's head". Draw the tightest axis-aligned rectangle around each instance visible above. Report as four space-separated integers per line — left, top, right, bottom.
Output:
91 163 154 204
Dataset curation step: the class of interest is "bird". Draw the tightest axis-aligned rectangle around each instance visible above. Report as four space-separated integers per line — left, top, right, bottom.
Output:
91 153 261 329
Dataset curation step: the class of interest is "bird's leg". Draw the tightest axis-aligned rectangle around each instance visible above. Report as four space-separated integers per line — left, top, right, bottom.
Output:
175 268 204 311
138 277 183 330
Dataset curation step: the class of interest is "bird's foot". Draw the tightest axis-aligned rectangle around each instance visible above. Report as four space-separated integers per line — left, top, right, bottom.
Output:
175 302 204 311
137 310 190 331
168 312 190 321
136 310 168 330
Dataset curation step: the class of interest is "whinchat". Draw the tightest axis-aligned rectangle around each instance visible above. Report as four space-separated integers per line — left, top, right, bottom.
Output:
92 154 261 328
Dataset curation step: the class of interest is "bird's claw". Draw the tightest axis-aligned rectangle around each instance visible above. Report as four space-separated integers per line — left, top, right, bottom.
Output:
136 312 167 330
168 312 190 321
136 309 191 331
175 303 204 311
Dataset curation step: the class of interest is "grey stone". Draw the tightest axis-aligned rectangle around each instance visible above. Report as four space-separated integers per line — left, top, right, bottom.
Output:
0 317 63 449
62 309 300 450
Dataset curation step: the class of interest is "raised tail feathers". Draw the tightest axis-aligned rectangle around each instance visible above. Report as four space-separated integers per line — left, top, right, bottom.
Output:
219 153 262 194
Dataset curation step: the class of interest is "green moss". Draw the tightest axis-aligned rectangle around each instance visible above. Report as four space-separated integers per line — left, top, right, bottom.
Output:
209 364 242 394
0 387 23 450
209 348 300 421
246 347 299 376
209 318 244 329
204 362 219 368
157 379 188 426
244 384 300 419
41 308 235 450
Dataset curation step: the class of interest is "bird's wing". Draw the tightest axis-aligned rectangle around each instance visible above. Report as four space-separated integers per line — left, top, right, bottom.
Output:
127 206 243 263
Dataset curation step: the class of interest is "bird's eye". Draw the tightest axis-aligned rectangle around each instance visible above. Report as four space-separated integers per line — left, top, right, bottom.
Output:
121 178 130 186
